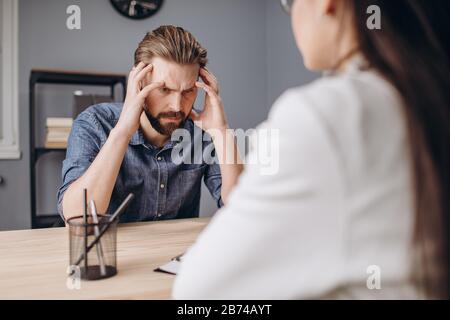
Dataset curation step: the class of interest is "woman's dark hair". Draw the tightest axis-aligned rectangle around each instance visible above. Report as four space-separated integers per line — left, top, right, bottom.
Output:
349 0 450 298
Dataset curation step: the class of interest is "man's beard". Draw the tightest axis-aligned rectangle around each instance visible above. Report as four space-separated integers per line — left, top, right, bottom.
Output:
144 109 187 136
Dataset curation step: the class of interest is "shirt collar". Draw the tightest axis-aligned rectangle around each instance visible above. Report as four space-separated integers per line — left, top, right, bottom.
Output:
322 53 370 78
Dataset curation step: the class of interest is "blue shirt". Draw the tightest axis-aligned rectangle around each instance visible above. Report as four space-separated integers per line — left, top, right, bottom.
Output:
57 103 222 223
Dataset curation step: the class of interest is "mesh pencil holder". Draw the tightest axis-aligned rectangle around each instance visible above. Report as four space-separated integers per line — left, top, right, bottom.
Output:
67 214 118 280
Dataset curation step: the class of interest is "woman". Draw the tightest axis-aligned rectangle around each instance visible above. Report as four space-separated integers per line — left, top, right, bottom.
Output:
172 0 450 299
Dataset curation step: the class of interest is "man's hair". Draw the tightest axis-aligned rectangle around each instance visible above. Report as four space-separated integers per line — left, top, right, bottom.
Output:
134 25 208 67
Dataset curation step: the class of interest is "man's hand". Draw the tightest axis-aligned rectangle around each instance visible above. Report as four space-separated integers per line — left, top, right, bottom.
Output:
115 62 164 139
62 63 164 219
190 68 243 205
190 68 229 133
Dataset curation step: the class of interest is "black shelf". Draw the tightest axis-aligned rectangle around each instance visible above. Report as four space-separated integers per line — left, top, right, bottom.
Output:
30 69 127 229
35 147 67 159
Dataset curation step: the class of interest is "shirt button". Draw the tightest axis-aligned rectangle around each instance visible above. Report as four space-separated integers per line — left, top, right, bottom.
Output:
160 184 165 189
157 157 162 161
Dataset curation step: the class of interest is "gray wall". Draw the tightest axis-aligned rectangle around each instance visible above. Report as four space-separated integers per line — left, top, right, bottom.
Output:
0 0 317 231
0 1 2 139
266 0 317 106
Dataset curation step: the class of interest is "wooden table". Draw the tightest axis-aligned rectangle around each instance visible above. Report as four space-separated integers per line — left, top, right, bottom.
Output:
0 218 209 299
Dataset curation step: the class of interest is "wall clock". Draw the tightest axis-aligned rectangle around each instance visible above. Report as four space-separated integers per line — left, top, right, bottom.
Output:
110 0 164 20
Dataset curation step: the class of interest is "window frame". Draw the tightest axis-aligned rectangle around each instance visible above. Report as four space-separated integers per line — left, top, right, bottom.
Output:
0 0 20 159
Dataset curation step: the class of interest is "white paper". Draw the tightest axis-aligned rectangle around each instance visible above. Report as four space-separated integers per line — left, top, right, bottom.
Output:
155 259 181 275
154 254 184 275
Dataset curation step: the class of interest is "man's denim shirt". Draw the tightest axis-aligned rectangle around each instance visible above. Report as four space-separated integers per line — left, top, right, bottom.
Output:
57 103 223 223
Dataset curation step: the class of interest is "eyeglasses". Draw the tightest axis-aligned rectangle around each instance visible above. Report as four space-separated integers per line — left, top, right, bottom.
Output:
280 0 295 14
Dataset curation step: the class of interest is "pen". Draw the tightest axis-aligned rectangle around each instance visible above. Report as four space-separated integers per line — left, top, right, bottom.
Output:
90 200 107 276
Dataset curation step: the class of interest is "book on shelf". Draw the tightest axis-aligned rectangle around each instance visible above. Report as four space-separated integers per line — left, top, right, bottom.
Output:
46 117 73 128
44 141 68 149
45 117 73 149
47 129 71 138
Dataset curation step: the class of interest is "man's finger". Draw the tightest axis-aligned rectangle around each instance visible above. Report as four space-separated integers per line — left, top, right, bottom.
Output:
196 82 222 112
138 81 164 99
129 65 136 78
130 62 145 78
196 82 219 100
128 62 146 91
127 71 135 93
199 68 219 90
134 61 146 73
199 68 219 93
135 64 154 87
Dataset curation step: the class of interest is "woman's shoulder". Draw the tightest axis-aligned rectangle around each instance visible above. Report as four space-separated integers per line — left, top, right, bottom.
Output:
270 70 402 123
266 69 408 182
268 70 405 149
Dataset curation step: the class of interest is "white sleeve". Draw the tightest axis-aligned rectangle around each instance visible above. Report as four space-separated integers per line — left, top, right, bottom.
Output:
172 90 346 299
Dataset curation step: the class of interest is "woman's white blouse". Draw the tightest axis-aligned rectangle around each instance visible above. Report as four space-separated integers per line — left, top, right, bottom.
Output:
172 64 421 299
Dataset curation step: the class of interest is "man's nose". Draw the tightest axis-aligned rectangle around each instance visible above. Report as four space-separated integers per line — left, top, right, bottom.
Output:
168 93 182 112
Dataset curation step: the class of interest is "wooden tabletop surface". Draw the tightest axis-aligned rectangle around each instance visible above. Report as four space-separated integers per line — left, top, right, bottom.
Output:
0 218 209 300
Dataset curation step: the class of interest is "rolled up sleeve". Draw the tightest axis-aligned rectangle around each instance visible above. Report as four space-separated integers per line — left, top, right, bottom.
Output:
203 162 223 208
56 113 103 220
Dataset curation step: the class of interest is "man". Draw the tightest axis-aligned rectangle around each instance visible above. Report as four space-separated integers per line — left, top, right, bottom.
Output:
57 25 242 222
